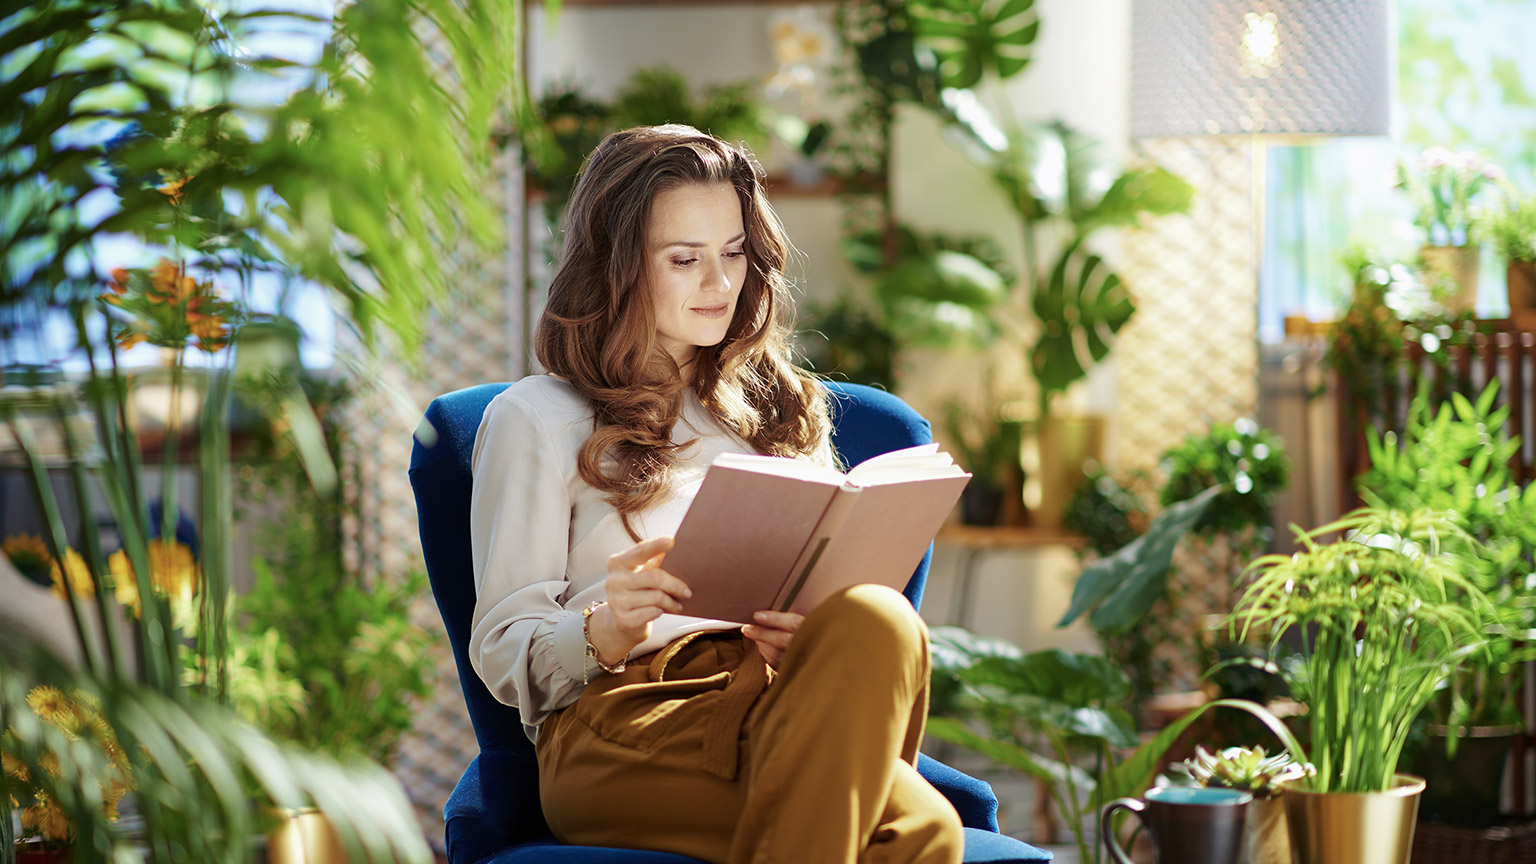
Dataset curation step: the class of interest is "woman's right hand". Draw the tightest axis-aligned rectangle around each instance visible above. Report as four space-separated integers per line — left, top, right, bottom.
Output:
587 536 692 666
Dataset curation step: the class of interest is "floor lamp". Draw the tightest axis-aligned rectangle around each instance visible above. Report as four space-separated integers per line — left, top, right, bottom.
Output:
1125 0 1391 508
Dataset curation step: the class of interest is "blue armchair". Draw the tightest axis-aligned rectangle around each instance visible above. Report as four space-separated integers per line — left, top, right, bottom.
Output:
409 381 1050 864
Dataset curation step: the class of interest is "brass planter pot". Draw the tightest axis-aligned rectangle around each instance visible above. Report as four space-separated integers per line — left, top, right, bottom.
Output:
1246 794 1290 864
267 808 348 864
1282 774 1425 864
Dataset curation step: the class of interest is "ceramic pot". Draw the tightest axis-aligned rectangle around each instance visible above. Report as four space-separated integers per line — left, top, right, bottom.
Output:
1245 794 1290 864
1420 245 1480 312
267 808 347 864
14 845 71 864
1409 724 1518 823
1509 259 1536 315
1281 774 1425 864
1027 414 1105 527
960 479 1005 526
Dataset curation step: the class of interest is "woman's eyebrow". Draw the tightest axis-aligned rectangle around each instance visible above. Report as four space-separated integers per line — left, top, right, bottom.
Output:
657 232 746 250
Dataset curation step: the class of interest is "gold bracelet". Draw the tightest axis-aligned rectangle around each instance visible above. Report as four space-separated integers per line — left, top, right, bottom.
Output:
582 600 628 684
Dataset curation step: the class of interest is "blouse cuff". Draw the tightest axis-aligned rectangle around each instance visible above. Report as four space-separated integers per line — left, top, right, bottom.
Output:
553 608 599 685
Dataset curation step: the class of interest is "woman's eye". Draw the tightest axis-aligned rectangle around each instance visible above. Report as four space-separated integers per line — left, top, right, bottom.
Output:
672 257 697 268
724 250 745 260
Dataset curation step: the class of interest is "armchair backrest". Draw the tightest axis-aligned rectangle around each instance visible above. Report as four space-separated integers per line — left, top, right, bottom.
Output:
407 381 934 801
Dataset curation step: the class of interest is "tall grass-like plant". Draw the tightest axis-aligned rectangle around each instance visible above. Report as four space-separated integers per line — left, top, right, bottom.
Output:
1232 508 1491 794
0 0 521 860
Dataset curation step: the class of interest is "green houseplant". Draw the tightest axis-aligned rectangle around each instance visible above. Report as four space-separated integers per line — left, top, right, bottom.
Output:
0 0 517 861
1483 185 1536 314
227 373 436 764
941 397 1025 525
926 627 1303 863
1230 507 1491 864
1356 382 1535 819
1396 147 1504 311
1173 746 1304 864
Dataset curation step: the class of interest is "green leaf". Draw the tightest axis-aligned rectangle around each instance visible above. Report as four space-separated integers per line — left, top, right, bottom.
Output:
1076 166 1196 240
1057 485 1222 633
1029 243 1136 412
910 0 1041 88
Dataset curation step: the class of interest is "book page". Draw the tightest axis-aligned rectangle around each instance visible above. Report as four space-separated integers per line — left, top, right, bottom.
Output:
665 462 841 623
783 473 970 615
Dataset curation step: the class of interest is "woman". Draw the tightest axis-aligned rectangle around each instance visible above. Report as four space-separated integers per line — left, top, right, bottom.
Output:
469 125 962 864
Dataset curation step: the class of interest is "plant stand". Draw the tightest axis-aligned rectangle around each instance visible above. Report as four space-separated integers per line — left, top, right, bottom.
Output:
1411 819 1536 864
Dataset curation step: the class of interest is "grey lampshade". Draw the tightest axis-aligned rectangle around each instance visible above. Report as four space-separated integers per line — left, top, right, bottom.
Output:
1131 0 1390 138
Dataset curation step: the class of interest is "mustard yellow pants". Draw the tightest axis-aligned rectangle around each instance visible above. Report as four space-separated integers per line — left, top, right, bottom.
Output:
536 583 965 864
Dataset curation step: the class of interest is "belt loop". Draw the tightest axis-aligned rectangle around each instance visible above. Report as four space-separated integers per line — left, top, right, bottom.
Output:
651 630 706 682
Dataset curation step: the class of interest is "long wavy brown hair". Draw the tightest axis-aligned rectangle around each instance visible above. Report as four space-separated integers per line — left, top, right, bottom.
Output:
535 124 831 539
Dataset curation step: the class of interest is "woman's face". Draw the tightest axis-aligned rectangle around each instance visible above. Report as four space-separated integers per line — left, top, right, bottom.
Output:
644 182 748 366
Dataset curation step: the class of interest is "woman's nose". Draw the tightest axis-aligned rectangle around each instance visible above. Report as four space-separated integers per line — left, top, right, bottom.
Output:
702 259 731 292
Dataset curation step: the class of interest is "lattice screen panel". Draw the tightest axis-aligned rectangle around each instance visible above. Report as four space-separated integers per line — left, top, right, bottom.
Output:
1113 135 1261 689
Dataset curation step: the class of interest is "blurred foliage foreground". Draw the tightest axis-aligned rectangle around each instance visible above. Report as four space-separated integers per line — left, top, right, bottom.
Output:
1 0 518 860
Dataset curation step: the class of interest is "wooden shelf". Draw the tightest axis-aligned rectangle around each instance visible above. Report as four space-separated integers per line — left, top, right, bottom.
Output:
544 0 835 6
937 522 1088 550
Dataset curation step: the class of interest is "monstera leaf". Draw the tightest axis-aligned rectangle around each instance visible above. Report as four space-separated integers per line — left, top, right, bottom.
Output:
855 29 946 108
1029 243 1135 411
909 0 1041 89
873 249 1008 347
1075 165 1196 240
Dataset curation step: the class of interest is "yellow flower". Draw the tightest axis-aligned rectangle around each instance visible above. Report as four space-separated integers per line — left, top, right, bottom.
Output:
2 749 29 784
3 532 51 573
48 548 93 600
22 795 73 843
26 686 77 734
107 540 200 619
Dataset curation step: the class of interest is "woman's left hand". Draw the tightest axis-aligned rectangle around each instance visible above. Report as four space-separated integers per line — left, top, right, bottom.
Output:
742 610 803 670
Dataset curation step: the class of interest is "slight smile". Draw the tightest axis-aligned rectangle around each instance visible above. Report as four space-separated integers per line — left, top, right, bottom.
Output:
691 303 730 319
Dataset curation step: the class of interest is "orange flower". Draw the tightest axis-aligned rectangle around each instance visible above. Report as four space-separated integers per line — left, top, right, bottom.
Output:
158 174 191 205
108 539 200 622
148 258 192 304
108 267 129 294
117 329 148 350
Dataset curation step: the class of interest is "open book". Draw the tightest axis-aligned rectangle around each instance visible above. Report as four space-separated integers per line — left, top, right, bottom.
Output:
663 444 970 624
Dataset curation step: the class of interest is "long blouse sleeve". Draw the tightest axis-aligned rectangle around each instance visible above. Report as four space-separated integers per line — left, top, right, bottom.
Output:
467 389 597 733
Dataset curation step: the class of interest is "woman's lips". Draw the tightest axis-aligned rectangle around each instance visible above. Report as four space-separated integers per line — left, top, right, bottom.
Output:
691 303 729 319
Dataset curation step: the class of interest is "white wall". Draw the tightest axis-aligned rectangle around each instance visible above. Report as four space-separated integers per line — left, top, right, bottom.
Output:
526 0 1135 655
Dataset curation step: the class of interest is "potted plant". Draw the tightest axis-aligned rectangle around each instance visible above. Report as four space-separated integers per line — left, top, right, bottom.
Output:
795 294 899 389
228 373 435 766
1357 381 1535 821
773 115 833 187
1482 185 1536 318
1174 746 1306 864
1396 147 1504 312
941 398 1025 526
1232 507 1492 864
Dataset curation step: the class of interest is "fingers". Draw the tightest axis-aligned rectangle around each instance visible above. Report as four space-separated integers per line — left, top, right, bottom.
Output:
750 610 803 633
609 536 674 570
741 611 803 670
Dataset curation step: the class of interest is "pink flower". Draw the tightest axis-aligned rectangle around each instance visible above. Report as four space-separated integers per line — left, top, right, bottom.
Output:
1455 150 1482 173
1420 147 1453 170
1483 164 1506 182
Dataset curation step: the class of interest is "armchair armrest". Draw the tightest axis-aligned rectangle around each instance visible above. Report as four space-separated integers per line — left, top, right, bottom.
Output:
916 753 1000 832
444 749 551 864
